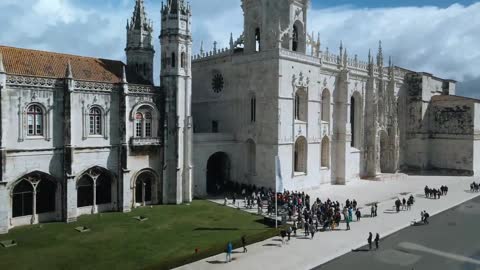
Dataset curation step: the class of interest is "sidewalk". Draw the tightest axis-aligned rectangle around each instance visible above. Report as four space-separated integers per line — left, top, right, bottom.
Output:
176 175 480 270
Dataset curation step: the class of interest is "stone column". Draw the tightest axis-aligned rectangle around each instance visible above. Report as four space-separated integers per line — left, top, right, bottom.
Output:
332 69 350 185
119 67 132 213
65 176 77 223
0 183 9 233
92 177 97 214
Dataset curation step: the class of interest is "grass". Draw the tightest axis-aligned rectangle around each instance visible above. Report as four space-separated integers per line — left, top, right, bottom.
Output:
0 200 275 270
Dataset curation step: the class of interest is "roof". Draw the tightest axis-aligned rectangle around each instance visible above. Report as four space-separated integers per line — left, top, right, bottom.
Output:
0 45 124 83
432 95 480 104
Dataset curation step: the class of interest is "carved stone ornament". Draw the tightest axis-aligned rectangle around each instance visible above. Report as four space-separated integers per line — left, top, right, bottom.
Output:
292 72 310 88
7 75 63 88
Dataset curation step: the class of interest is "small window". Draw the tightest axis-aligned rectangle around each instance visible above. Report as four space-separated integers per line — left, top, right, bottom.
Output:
135 106 155 138
250 96 256 123
89 107 102 135
255 28 261 52
292 25 299 52
212 121 219 133
135 113 143 137
171 52 176 68
27 105 43 136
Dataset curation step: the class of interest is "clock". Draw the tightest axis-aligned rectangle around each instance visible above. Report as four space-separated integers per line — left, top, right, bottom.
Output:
212 73 224 94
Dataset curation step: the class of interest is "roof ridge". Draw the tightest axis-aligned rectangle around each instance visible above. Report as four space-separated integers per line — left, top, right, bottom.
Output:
0 45 124 63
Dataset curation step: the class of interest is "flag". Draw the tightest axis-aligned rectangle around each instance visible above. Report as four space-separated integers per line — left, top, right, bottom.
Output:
275 156 284 193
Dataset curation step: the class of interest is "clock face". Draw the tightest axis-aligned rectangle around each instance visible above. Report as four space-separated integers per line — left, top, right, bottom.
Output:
212 73 224 94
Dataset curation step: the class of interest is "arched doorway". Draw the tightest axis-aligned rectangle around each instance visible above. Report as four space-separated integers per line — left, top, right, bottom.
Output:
380 131 389 173
135 171 154 206
206 152 231 195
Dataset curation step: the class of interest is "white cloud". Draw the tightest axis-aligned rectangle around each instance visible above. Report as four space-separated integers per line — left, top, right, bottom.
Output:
0 0 478 96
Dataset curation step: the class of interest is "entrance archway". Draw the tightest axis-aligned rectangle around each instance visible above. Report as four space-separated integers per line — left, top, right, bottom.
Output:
206 152 231 195
135 171 154 206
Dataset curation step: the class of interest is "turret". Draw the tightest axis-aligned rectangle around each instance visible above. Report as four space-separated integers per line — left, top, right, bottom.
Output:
160 0 193 204
125 0 155 84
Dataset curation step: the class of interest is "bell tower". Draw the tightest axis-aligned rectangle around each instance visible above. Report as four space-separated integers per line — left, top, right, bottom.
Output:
241 0 309 53
125 0 155 84
160 0 193 204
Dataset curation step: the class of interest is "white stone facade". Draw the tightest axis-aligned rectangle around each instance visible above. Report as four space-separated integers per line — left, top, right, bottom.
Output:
190 0 477 198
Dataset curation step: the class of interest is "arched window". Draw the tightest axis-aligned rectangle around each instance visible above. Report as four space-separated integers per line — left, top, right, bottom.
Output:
246 139 256 177
295 89 307 122
77 176 93 207
321 89 331 122
350 92 362 148
171 52 176 68
321 136 330 168
135 106 154 138
36 179 56 214
27 105 43 136
294 137 307 173
181 52 186 68
292 25 299 52
255 28 261 52
250 96 256 123
12 180 33 217
89 107 102 135
96 174 111 205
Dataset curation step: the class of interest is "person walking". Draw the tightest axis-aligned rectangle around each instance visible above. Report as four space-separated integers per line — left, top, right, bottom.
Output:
280 229 286 245
226 241 233 263
241 235 247 253
368 232 373 250
375 233 380 250
374 203 378 217
371 204 375 217
287 226 292 242
356 209 361 221
348 207 353 222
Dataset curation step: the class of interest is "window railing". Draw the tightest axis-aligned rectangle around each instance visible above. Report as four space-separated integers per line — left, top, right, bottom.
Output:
130 137 162 147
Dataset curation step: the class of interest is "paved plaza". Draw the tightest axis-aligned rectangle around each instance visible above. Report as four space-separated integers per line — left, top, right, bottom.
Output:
177 175 480 270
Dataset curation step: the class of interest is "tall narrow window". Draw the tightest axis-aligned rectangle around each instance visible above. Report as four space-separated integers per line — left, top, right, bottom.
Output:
171 52 176 68
181 52 186 68
135 113 143 137
89 107 102 135
292 25 299 52
250 96 256 123
295 94 300 120
27 105 43 136
162 53 167 69
255 28 261 52
321 89 331 122
145 112 152 137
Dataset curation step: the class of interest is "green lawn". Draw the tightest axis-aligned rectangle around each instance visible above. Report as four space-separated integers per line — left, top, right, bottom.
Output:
0 201 272 270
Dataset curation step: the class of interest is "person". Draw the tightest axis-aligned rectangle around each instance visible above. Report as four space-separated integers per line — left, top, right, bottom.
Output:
292 221 297 236
226 241 233 263
346 216 350 231
375 233 380 249
310 225 316 239
280 229 286 245
241 235 247 253
424 211 430 224
304 222 309 237
402 198 406 210
420 210 425 222
355 209 361 221
374 203 378 217
224 196 228 206
368 232 373 250
287 226 292 242
348 207 353 222
371 204 375 218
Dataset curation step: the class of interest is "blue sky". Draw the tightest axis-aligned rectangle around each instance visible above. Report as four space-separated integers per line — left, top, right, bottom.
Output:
0 0 479 97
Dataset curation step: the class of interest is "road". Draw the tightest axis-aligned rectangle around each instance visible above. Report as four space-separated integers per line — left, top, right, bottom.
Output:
314 195 480 270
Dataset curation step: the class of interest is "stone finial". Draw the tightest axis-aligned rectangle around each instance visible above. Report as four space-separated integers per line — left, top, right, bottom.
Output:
213 41 217 53
200 41 204 55
368 49 372 64
389 56 392 67
122 65 127 83
0 52 5 73
65 60 73 79
339 40 343 55
343 48 348 67
317 32 321 47
377 40 383 67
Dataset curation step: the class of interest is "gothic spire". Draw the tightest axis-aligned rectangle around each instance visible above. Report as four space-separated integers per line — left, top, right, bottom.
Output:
200 41 204 55
229 33 234 50
377 40 383 67
130 0 152 31
0 52 5 74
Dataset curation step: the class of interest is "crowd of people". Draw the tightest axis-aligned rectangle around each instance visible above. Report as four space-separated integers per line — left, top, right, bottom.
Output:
394 195 415 212
424 185 449 199
470 182 479 192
